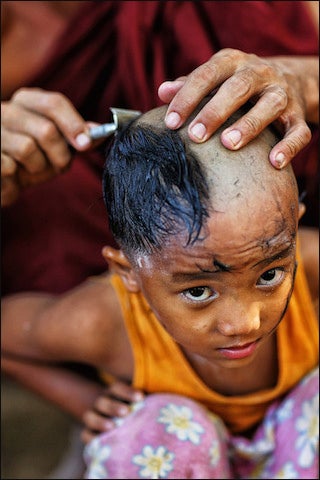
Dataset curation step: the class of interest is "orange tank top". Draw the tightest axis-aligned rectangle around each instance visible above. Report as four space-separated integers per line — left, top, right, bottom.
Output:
109 246 318 434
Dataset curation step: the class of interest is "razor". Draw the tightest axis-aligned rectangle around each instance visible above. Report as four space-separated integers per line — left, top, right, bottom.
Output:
88 107 142 140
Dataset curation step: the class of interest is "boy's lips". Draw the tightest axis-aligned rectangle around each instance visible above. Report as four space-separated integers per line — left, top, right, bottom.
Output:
217 339 260 359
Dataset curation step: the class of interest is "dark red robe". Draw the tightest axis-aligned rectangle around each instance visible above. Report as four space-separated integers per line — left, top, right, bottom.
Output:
2 1 318 294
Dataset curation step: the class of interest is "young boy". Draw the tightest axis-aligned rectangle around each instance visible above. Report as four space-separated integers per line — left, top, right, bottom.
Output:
1 102 318 478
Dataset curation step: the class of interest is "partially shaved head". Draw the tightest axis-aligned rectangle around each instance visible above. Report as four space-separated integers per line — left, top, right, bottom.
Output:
137 101 298 210
103 100 299 256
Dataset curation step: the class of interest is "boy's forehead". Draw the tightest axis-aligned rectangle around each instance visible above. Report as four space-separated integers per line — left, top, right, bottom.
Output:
139 204 297 273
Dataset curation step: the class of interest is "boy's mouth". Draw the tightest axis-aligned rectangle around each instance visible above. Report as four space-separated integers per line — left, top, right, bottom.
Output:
217 340 260 360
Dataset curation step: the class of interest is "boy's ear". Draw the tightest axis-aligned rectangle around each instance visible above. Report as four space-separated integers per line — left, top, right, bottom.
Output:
298 202 306 221
101 246 140 293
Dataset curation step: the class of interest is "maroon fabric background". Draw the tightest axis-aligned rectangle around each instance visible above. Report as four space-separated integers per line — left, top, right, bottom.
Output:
2 1 318 294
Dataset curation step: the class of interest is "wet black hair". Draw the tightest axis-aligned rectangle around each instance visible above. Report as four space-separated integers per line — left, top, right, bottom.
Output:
102 124 209 255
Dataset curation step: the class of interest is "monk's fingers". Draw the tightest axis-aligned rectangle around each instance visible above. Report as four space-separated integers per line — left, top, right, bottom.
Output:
1 175 20 207
17 164 59 188
2 102 72 170
11 87 92 150
268 116 312 169
219 89 311 169
163 49 256 129
1 151 17 176
186 63 289 139
1 126 48 174
158 77 187 103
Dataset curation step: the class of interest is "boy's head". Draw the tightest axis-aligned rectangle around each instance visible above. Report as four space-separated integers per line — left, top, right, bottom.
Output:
103 101 299 260
102 101 301 364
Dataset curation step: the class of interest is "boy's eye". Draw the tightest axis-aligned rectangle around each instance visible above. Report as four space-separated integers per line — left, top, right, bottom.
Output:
182 286 216 302
257 268 284 286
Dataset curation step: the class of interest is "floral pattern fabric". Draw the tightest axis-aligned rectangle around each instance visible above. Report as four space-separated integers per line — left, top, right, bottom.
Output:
84 367 319 479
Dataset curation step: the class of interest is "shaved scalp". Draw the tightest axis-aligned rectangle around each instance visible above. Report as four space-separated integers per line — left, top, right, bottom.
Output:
103 99 299 256
137 102 298 208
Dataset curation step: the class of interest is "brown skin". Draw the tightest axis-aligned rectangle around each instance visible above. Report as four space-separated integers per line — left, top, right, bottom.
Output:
82 219 319 444
1 3 319 205
1 5 318 443
1 354 104 420
159 50 319 168
2 104 311 446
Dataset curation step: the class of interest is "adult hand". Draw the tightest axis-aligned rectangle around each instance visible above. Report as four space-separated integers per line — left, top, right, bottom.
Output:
159 49 319 169
1 87 94 206
81 380 144 444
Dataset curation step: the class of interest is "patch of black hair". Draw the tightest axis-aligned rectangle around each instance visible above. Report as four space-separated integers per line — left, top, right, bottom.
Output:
102 124 210 255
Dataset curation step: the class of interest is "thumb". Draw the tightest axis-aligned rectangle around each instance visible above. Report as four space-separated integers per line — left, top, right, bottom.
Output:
70 122 109 151
70 122 97 151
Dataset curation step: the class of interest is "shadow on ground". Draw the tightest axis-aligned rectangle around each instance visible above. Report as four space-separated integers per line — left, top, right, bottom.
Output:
1 377 85 479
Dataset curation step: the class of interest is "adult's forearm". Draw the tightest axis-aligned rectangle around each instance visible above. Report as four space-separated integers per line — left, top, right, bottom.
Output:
1 354 104 422
266 56 319 125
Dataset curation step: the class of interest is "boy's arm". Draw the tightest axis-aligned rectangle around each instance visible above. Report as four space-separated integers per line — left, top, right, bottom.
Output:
1 353 105 421
1 274 125 369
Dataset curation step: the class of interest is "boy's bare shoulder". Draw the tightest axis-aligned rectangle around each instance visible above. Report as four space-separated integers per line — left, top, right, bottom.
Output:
81 273 134 374
2 272 132 374
36 271 127 367
60 272 125 346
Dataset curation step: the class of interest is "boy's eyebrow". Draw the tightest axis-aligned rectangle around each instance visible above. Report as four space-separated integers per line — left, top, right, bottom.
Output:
251 244 295 269
170 245 295 283
170 271 221 283
171 261 233 282
212 259 232 272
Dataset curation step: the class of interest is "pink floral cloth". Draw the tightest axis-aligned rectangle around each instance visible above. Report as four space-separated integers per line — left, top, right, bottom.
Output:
84 367 319 479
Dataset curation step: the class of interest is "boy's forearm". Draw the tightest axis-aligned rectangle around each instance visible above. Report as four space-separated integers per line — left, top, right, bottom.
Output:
1 354 104 422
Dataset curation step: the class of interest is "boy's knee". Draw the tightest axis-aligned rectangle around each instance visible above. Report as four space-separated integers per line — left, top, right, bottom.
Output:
84 392 231 479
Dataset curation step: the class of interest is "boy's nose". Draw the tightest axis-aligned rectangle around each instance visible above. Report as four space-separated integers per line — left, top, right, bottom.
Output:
216 301 261 337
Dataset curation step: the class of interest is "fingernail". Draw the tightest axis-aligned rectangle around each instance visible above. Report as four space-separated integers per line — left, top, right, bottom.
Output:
190 123 206 141
274 152 285 169
118 405 129 416
224 129 242 147
161 79 184 88
75 133 91 148
132 391 144 402
165 112 181 129
103 419 114 429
